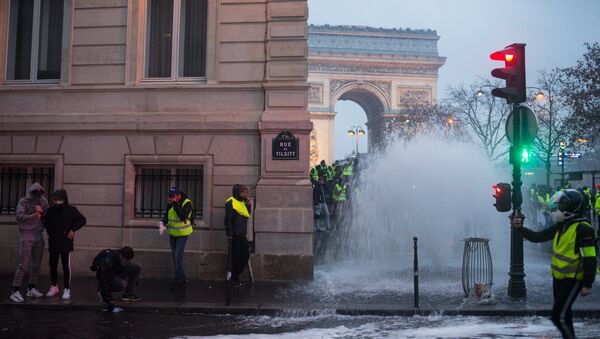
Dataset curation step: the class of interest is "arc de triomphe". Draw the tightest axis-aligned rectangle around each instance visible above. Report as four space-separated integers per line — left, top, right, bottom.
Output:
308 25 446 164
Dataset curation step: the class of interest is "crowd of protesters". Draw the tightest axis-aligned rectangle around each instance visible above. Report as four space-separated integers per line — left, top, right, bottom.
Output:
310 156 360 232
526 183 600 232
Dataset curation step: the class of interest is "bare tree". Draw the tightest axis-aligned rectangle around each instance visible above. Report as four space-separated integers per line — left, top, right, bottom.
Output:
446 80 512 160
530 69 574 186
384 102 466 142
560 43 600 143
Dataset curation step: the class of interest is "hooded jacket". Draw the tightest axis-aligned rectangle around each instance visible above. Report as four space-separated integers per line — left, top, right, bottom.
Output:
224 184 251 237
96 249 125 303
16 183 49 235
44 190 87 253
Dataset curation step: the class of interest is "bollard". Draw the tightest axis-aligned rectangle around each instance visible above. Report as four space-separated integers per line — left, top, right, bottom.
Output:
413 237 419 308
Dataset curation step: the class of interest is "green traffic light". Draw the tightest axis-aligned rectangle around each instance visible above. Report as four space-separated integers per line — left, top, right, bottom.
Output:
521 148 530 163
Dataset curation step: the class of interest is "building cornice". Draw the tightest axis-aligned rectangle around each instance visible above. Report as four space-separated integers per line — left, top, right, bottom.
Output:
308 24 439 39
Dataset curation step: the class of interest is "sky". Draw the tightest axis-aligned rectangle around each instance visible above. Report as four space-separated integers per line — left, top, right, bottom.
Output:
307 0 600 159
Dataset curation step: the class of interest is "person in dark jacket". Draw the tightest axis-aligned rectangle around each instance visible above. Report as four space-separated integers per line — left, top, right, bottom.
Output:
43 190 86 300
96 246 141 311
224 184 251 287
512 189 596 339
313 176 330 232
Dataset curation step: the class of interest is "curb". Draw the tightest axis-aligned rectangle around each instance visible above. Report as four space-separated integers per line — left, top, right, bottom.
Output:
3 302 600 318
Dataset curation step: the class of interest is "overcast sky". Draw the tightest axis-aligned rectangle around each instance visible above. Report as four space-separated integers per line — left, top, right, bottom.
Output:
307 0 600 159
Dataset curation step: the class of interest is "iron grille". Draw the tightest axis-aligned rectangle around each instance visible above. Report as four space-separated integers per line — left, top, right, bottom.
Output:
0 166 55 215
135 167 203 219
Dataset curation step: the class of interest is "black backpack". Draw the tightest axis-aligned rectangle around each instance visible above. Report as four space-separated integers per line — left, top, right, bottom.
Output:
90 249 112 272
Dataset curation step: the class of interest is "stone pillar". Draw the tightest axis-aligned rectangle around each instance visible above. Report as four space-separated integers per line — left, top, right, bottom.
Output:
253 0 313 280
309 111 335 165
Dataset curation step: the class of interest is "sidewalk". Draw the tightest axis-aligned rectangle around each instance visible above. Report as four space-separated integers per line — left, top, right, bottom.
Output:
2 275 600 317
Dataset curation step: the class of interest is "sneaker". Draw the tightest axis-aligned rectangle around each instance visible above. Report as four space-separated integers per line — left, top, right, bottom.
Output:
62 288 71 300
45 285 60 297
9 291 24 303
26 288 44 298
121 293 141 302
228 278 242 288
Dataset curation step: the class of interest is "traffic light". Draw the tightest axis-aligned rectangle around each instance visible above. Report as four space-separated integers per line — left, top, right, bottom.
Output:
510 145 532 165
493 183 512 212
490 43 526 104
558 151 564 166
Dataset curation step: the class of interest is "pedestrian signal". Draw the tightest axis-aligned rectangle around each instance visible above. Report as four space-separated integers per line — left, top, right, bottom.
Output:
493 183 512 212
509 145 532 165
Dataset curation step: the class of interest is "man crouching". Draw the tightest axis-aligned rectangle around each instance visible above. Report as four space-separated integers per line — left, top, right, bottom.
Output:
93 246 141 312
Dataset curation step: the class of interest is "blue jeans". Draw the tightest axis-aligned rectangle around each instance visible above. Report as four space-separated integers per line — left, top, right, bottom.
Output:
169 236 188 283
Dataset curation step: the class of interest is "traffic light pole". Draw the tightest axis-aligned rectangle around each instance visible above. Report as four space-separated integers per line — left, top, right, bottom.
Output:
508 105 527 298
561 157 565 188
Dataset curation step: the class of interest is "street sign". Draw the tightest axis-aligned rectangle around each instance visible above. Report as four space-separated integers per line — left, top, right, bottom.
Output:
272 131 299 160
567 152 582 158
506 106 538 145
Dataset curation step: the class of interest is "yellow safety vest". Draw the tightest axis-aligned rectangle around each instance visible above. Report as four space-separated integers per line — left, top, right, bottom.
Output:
226 196 250 218
342 164 353 177
333 184 347 202
167 199 193 237
551 221 596 280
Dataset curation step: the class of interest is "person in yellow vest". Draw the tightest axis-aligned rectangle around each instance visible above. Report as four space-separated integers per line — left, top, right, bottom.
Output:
224 184 251 287
595 184 600 224
331 182 347 225
161 187 193 290
342 160 354 180
512 189 596 339
582 186 592 221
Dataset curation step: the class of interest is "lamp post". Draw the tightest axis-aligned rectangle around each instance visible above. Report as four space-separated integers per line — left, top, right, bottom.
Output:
347 125 366 155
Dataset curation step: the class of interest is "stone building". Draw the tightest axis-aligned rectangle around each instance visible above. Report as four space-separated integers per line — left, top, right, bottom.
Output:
0 0 313 280
307 25 446 164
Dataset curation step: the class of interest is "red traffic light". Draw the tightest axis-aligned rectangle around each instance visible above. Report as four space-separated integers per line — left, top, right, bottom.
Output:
490 43 526 104
490 48 517 64
492 183 512 212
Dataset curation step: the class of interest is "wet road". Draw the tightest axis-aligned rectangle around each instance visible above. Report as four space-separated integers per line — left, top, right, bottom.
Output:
2 308 600 339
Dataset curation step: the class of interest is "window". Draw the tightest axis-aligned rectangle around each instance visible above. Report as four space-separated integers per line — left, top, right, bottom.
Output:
135 166 203 219
145 0 207 79
0 165 54 215
6 0 64 81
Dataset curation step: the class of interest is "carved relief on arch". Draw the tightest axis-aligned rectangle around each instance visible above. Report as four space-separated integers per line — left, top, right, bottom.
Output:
328 79 392 111
397 87 432 110
309 83 323 104
309 129 319 164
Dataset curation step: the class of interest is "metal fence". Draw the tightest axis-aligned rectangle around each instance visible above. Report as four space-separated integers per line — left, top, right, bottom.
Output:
0 166 55 215
135 167 203 220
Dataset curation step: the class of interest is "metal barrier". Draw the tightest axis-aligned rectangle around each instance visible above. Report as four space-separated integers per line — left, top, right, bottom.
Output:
462 237 493 297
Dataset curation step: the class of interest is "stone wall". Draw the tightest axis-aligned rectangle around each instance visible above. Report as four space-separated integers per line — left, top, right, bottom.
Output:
0 0 312 281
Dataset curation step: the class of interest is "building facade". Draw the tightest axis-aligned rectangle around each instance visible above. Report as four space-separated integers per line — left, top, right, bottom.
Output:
307 25 446 165
0 0 313 280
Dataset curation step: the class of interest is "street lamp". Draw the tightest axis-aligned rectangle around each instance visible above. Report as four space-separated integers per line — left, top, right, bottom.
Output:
347 125 366 155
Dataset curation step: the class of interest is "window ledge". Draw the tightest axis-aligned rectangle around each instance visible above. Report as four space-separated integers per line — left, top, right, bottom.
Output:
124 218 208 229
